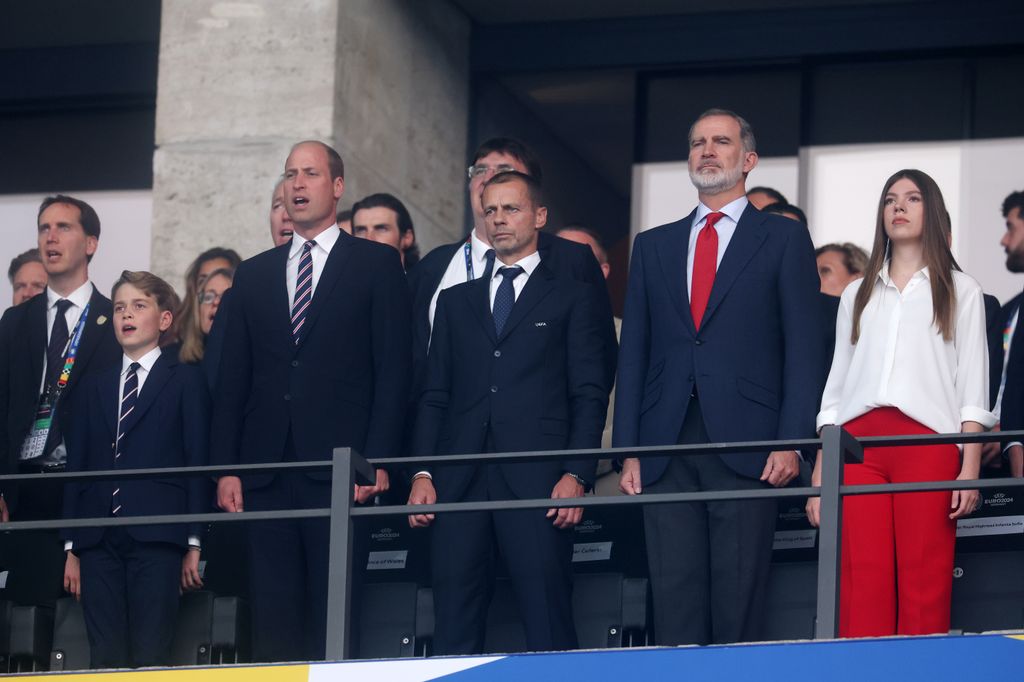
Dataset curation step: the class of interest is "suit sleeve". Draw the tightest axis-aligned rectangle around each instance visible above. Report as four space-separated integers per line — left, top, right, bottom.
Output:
210 263 254 468
410 288 455 468
363 249 412 460
565 283 614 483
202 287 232 394
182 365 212 538
0 307 14 488
62 373 94 545
612 236 651 449
776 223 826 441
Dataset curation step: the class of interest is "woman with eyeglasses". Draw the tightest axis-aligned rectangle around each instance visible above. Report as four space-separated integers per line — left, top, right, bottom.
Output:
806 169 994 638
177 248 239 364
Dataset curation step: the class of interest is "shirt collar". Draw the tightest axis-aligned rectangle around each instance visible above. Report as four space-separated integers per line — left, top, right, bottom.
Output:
122 346 162 375
288 225 342 261
470 228 493 264
878 259 930 286
492 250 541 280
47 281 93 310
695 195 749 227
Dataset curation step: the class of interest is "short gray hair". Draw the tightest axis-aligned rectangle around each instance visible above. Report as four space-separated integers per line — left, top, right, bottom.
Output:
688 108 757 154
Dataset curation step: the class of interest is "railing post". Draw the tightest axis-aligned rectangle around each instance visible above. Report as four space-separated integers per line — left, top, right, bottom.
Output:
814 425 863 639
324 447 375 661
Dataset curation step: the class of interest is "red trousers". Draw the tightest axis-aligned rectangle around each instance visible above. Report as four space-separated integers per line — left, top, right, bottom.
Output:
839 407 960 638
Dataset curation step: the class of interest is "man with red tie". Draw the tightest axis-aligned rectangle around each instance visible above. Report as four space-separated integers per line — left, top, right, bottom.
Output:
614 109 823 645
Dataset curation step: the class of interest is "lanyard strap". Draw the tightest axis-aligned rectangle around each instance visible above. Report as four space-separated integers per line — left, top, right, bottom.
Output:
56 301 90 390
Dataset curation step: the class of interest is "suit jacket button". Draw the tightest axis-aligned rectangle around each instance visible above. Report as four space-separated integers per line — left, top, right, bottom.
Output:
694 339 703 346
493 350 501 358
284 394 291 401
490 386 498 393
291 360 299 367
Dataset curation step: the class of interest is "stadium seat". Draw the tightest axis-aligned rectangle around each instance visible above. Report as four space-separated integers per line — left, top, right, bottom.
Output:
415 587 435 655
49 597 89 670
210 596 250 664
763 561 817 641
169 590 214 665
0 599 12 672
572 573 650 649
7 604 54 672
356 582 419 659
951 550 1024 633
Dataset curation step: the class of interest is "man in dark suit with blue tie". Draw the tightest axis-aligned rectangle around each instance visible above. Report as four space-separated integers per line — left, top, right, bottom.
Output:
615 109 823 645
0 195 121 608
408 171 613 654
212 141 411 662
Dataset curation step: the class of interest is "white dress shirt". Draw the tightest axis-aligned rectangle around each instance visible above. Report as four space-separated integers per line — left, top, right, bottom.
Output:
40 281 94 393
286 225 342 304
818 266 996 436
685 196 746 299
489 251 541 309
429 229 493 329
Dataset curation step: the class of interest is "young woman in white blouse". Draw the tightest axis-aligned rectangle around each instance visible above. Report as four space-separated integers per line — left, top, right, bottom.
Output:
806 169 995 638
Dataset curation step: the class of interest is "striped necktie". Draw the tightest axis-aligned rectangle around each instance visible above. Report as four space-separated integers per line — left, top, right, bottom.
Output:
291 240 315 344
111 362 140 516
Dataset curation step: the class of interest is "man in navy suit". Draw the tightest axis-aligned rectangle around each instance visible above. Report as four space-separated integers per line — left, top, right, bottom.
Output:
407 138 616 395
991 190 1024 477
212 141 411 662
64 271 209 668
0 195 121 608
615 109 823 645
408 171 613 654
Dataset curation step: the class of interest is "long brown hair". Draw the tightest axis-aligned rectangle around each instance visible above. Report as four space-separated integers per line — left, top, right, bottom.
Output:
851 169 960 343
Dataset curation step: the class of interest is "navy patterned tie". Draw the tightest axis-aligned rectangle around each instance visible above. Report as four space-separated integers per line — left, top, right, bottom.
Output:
112 362 140 516
493 266 523 336
291 240 315 344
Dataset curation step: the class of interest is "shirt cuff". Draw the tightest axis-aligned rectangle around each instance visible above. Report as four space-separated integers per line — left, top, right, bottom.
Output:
412 471 432 481
960 406 998 429
1003 441 1023 454
816 411 838 434
64 541 73 552
188 536 201 549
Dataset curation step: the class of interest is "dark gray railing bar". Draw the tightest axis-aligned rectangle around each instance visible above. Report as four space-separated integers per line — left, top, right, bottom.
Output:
0 508 329 532
854 430 1024 447
0 460 332 484
347 486 819 518
815 425 864 640
325 446 363 661
368 438 824 469
842 477 1024 496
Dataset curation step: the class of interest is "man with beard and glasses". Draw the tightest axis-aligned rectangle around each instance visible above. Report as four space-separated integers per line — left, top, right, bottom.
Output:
988 191 1024 477
614 109 823 645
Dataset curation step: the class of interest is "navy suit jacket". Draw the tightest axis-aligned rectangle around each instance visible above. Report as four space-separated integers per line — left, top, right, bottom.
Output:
412 261 613 503
211 232 411 488
613 204 824 482
408 231 618 396
996 292 1024 431
0 286 120 504
64 349 210 550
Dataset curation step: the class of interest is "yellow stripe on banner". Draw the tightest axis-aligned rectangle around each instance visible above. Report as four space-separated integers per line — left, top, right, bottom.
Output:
1007 635 1024 641
17 664 310 681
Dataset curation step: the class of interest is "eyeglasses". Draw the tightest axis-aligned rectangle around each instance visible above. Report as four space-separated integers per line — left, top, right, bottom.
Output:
199 291 223 305
467 163 517 180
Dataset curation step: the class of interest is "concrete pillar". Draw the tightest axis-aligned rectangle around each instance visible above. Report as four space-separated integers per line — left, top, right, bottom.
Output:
151 0 469 287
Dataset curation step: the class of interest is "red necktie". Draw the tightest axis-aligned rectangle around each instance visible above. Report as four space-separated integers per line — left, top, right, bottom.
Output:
690 211 724 331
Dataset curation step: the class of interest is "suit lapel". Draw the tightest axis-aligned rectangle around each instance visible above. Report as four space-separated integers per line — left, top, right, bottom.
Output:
265 243 293 347
497 264 555 342
655 213 698 337
700 204 768 329
27 295 47 390
65 287 112 393
119 352 174 437
466 276 498 345
296 234 353 347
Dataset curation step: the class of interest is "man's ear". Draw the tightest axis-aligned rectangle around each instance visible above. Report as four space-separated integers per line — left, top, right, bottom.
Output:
158 309 173 333
535 206 548 230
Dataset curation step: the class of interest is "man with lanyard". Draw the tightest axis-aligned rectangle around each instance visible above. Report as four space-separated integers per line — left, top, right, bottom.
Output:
0 195 119 606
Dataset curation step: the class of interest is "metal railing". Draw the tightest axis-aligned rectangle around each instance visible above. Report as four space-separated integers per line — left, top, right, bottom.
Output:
3 425 1024 661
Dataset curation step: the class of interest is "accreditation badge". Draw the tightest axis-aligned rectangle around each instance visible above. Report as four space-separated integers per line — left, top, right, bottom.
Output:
19 398 54 461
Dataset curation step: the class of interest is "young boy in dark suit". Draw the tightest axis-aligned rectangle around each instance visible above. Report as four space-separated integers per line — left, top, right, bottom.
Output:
63 271 210 668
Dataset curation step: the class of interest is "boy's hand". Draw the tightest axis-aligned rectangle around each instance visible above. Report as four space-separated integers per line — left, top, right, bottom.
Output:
181 548 203 592
64 552 81 600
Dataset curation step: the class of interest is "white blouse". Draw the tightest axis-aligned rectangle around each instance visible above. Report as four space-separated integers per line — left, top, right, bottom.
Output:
817 265 996 436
